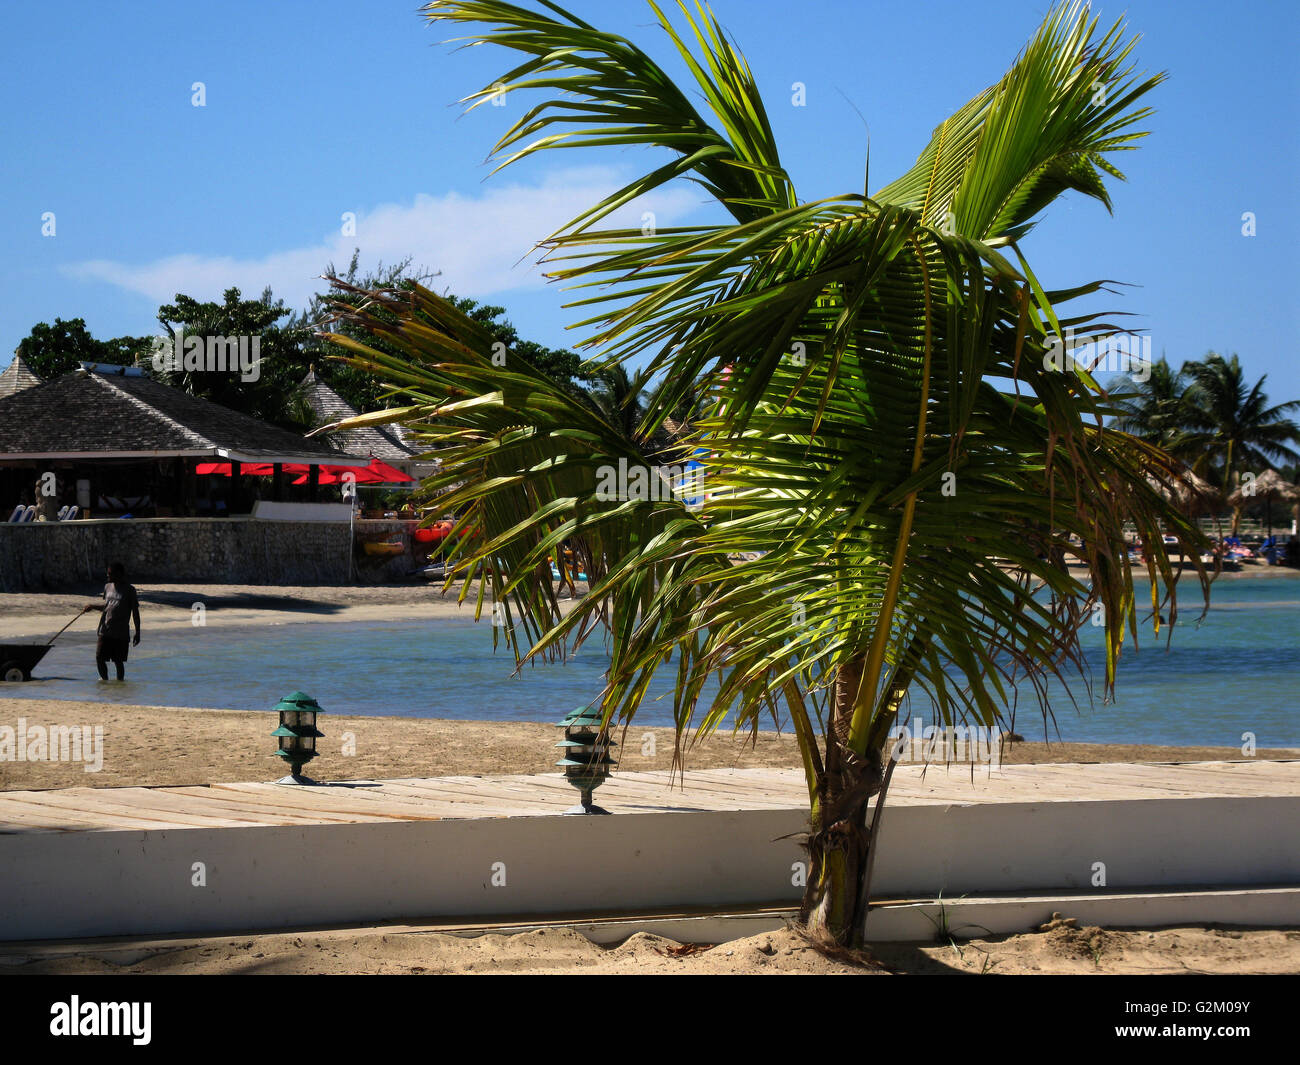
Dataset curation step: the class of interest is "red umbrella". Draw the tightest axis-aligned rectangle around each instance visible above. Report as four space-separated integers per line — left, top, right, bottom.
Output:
195 462 274 476
291 459 415 486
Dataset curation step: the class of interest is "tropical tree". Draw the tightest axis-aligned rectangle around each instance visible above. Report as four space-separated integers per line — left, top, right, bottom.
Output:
300 249 595 412
585 365 654 447
1180 353 1300 528
15 317 152 379
1109 356 1195 456
323 0 1208 949
155 287 315 429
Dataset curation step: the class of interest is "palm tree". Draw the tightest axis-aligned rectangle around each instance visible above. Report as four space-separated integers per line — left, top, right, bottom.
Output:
1109 356 1195 456
324 0 1208 949
585 365 653 447
1181 353 1300 530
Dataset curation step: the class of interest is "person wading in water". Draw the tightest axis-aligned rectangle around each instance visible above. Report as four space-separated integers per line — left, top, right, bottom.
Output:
83 562 141 681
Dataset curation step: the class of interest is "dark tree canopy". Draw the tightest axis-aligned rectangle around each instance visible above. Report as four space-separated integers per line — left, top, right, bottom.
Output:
154 287 314 430
13 257 608 430
15 318 151 380
303 250 594 414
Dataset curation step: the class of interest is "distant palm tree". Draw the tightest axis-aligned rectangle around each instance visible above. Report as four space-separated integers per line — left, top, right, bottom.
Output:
585 365 653 448
1182 353 1300 529
1110 357 1194 456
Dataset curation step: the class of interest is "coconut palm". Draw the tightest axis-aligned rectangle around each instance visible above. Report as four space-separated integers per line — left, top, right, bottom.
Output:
585 365 653 448
1109 356 1195 456
1181 353 1300 531
323 0 1208 948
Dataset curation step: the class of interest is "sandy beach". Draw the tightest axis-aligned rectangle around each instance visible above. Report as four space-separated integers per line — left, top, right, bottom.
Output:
9 922 1300 976
1 697 1297 791
0 581 488 640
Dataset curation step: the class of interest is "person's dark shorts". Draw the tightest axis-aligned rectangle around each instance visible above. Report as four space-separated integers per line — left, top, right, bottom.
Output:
96 634 130 662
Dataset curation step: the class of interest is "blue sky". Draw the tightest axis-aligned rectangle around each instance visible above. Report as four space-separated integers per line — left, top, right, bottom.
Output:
2 0 1296 398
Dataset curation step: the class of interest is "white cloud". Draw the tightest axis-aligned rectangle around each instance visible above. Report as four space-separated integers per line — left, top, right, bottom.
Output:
62 167 707 309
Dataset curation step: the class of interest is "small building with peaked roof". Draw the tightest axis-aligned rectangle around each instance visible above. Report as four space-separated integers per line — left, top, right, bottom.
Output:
296 368 437 478
0 354 43 399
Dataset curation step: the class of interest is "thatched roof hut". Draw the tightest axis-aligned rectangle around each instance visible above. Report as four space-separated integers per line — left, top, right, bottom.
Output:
1226 468 1300 507
1145 466 1222 514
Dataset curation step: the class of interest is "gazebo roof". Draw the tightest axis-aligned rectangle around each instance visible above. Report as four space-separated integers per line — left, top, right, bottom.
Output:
1145 465 1222 511
0 354 44 399
297 369 428 465
1228 468 1300 506
0 365 367 466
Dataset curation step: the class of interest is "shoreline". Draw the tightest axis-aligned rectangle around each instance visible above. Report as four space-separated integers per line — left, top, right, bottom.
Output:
1 565 1295 640
0 582 522 640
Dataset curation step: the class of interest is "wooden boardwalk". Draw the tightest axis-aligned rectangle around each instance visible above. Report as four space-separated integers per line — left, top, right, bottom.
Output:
2 760 1297 834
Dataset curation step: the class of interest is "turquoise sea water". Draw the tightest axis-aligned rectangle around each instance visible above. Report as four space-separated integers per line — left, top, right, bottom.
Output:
6 578 1298 747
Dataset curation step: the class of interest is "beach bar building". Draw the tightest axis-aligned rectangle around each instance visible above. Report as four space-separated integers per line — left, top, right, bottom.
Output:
0 363 371 589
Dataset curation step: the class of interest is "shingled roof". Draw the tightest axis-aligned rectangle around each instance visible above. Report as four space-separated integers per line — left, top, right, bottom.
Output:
297 369 428 465
0 355 43 399
0 365 366 464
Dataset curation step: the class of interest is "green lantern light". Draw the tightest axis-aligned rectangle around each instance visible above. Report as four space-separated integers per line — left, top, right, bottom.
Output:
272 690 325 785
555 705 617 814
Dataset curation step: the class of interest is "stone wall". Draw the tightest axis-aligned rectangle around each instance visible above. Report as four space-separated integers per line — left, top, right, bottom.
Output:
0 518 352 590
352 519 430 583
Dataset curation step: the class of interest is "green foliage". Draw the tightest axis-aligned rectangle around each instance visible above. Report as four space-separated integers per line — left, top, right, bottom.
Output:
11 258 585 436
302 249 594 413
153 287 313 429
1110 356 1194 449
15 318 152 379
1183 353 1300 490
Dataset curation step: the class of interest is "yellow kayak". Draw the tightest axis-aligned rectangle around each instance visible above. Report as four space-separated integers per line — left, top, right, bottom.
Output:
362 540 406 558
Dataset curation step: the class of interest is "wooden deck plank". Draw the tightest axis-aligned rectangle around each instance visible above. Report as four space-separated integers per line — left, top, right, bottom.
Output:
0 795 179 831
160 788 386 825
7 789 245 830
205 782 450 821
358 780 552 810
55 788 282 829
0 761 1296 834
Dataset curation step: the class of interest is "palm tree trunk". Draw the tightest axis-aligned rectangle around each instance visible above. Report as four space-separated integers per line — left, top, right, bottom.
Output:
800 655 880 945
798 629 929 948
1225 440 1241 536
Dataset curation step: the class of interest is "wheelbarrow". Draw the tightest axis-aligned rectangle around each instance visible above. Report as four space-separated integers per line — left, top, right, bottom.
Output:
0 644 53 683
0 610 87 682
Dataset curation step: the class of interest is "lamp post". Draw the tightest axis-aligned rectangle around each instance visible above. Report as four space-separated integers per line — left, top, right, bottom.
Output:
271 690 324 785
555 705 616 814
